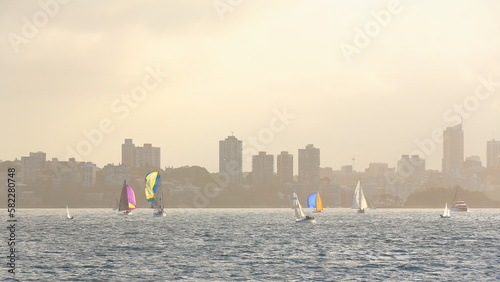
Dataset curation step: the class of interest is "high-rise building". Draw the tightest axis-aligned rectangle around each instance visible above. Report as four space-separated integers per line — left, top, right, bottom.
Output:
252 152 274 184
136 143 161 168
121 139 136 167
121 139 161 168
464 156 482 169
368 163 389 178
298 144 320 185
397 155 425 180
277 151 293 183
442 123 464 178
341 165 353 174
219 135 243 184
102 164 131 186
80 162 97 188
21 151 46 183
486 139 500 168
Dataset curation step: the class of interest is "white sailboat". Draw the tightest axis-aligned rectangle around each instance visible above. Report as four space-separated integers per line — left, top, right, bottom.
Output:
293 192 316 223
440 203 451 218
66 204 74 219
352 181 368 213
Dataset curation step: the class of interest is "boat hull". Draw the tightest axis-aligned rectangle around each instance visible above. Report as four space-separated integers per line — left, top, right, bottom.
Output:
451 201 468 212
295 219 316 223
451 207 468 212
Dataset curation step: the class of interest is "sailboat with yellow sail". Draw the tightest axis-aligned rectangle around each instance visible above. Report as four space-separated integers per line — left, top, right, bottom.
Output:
307 190 324 213
118 180 136 215
145 171 166 217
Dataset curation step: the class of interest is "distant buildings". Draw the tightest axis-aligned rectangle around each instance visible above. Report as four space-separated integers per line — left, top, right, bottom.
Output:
21 151 46 183
80 162 97 188
251 152 274 184
442 123 464 178
486 139 500 168
368 163 389 178
298 144 320 185
320 167 333 184
397 155 425 181
219 135 243 184
121 139 161 168
464 156 482 170
102 164 131 186
277 151 293 183
341 165 353 174
121 139 136 167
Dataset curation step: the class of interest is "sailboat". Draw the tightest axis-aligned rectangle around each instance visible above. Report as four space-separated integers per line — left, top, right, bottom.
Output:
66 204 74 219
352 181 368 213
440 203 451 218
145 171 166 217
450 187 468 212
118 180 136 215
307 190 323 213
293 192 316 223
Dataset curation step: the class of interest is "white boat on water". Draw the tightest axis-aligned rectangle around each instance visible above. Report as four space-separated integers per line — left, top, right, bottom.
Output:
293 192 316 223
451 200 468 212
352 181 368 214
440 203 451 218
450 187 468 212
66 204 74 219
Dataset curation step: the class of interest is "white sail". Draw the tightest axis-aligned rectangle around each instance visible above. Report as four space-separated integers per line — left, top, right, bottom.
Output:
352 181 368 210
293 193 306 220
443 203 451 217
66 205 73 219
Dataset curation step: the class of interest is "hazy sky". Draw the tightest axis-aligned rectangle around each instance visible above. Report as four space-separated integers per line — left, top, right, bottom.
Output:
1 0 500 173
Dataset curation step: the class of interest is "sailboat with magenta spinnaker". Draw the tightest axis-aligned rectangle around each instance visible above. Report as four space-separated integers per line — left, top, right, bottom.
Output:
118 180 136 215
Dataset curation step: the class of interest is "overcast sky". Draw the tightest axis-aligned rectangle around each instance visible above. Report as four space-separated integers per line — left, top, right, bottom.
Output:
1 0 500 173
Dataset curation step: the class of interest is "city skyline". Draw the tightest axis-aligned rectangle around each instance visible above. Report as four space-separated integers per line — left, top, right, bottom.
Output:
7 132 500 176
2 1 500 174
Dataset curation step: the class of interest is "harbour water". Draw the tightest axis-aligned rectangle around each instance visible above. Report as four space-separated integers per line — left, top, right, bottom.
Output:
5 208 500 281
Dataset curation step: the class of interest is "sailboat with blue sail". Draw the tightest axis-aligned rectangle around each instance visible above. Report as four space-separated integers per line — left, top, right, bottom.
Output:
307 190 323 213
118 180 136 215
145 171 166 217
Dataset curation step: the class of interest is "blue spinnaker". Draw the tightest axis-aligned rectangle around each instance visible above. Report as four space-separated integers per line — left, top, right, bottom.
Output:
307 192 317 208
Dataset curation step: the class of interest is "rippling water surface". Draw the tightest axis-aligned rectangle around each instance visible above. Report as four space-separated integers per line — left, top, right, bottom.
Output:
7 208 500 281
